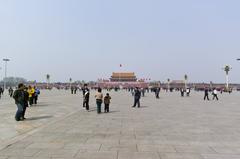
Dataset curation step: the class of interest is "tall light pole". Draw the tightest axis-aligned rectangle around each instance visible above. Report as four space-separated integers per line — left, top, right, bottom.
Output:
69 78 72 89
3 59 10 90
46 74 50 89
167 78 171 91
223 65 232 90
184 74 188 89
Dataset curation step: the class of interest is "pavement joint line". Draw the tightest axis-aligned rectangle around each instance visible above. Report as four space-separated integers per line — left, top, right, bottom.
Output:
0 108 83 151
116 150 119 159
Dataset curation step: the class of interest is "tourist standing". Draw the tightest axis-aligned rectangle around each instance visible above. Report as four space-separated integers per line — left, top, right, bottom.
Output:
28 86 35 106
204 87 210 100
83 84 90 110
71 86 74 94
33 86 40 104
22 87 29 120
212 88 219 100
141 88 145 97
95 88 103 114
0 87 3 99
132 87 141 108
74 87 78 94
0 87 4 95
104 93 111 113
186 88 190 97
155 87 160 99
13 83 25 121
9 87 14 97
180 88 185 97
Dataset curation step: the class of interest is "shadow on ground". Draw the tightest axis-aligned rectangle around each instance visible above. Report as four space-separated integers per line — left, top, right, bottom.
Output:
25 115 53 121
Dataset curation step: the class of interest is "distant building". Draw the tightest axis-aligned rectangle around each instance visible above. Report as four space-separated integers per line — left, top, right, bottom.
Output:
96 72 148 88
110 72 137 82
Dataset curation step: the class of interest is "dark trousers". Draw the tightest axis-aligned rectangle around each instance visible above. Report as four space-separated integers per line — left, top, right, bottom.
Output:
22 105 27 118
155 93 159 99
213 94 218 100
83 99 89 110
29 97 33 106
133 98 140 107
181 92 184 97
96 101 102 114
33 96 38 104
104 104 109 113
15 104 23 121
204 94 209 100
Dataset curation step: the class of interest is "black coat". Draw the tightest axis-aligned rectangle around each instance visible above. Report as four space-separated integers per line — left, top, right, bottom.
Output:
13 90 25 105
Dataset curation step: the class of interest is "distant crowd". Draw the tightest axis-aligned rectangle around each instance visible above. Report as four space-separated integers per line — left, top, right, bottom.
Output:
0 83 233 122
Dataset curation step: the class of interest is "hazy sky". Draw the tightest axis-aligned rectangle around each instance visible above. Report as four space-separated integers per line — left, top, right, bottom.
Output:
0 0 240 83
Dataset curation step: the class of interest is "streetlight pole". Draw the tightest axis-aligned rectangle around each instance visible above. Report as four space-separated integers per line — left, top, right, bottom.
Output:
223 65 232 90
3 59 10 90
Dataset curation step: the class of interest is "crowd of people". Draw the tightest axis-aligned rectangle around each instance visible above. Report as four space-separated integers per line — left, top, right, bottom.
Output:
78 84 224 114
0 81 227 121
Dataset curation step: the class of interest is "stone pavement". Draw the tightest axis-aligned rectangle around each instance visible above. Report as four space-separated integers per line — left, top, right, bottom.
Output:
0 90 240 158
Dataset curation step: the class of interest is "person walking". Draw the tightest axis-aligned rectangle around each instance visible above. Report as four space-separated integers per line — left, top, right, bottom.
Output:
212 88 219 100
13 83 25 121
204 87 210 100
95 88 103 114
104 93 111 113
132 87 141 108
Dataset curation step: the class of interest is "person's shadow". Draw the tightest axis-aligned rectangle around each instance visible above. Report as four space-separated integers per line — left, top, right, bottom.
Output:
138 106 148 108
25 115 53 121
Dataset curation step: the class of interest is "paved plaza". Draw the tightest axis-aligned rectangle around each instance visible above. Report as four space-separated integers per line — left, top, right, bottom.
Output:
0 90 240 158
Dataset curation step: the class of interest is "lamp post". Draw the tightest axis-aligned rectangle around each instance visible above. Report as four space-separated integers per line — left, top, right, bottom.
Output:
69 78 72 89
223 65 232 90
3 58 10 90
184 74 188 89
167 78 170 91
46 74 50 89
